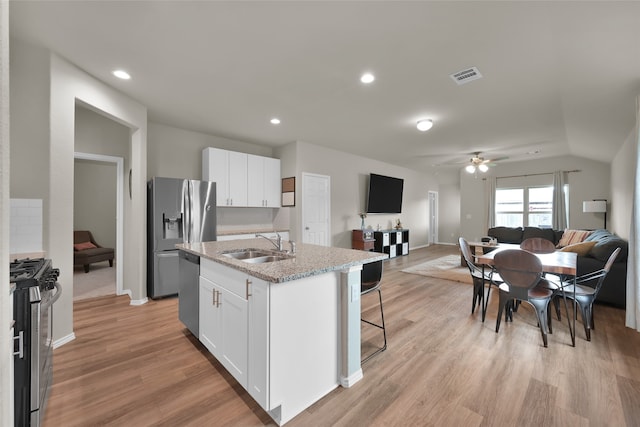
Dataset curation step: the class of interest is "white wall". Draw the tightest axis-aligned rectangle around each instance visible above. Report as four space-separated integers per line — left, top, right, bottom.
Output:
287 141 438 249
1 2 12 424
50 53 148 341
74 106 130 250
460 155 611 240
73 160 117 249
611 126 637 240
434 171 460 244
148 122 273 179
148 122 288 233
9 38 50 247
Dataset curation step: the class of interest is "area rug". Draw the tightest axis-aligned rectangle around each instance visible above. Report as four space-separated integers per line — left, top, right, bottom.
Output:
401 254 472 285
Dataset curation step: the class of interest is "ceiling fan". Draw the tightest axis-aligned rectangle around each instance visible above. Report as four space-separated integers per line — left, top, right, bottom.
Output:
464 152 508 173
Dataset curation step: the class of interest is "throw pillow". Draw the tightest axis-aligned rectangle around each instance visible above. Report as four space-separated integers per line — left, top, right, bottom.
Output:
74 241 97 251
558 241 596 256
557 229 593 248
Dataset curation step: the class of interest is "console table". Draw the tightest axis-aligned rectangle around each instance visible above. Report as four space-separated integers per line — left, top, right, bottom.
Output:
352 229 375 251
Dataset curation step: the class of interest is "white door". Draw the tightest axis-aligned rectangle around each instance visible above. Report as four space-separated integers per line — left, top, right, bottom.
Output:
302 173 331 246
428 191 438 245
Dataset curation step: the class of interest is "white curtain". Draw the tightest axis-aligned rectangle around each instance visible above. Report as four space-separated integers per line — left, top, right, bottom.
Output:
552 170 567 230
486 177 496 230
626 96 640 331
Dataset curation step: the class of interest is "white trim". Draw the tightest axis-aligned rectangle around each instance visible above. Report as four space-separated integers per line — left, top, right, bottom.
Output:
74 152 125 298
340 368 363 388
53 333 76 349
129 297 148 306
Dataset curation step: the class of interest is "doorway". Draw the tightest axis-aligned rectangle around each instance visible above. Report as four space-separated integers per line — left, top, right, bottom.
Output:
301 173 331 246
73 152 124 297
428 191 438 245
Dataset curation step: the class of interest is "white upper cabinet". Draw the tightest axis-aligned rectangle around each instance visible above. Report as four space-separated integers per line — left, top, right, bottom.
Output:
247 154 281 208
203 147 248 206
204 147 280 208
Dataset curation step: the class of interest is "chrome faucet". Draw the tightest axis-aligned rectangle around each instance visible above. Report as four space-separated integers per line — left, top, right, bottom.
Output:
256 233 283 251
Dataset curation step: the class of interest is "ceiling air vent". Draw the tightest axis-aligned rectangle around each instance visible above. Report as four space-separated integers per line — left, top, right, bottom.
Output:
450 67 483 85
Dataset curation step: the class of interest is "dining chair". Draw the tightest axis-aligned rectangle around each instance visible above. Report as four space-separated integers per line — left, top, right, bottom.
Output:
361 260 387 363
459 237 501 321
556 247 621 341
520 237 556 253
493 249 555 347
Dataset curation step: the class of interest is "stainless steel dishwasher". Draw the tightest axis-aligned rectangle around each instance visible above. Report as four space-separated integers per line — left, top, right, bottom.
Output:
178 250 200 337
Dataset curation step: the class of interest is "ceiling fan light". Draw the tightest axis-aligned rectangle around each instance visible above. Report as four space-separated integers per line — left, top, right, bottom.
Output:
465 164 476 173
478 164 489 172
416 119 433 132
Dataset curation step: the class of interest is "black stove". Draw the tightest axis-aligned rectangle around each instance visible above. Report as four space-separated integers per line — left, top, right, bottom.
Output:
10 258 57 290
11 257 60 427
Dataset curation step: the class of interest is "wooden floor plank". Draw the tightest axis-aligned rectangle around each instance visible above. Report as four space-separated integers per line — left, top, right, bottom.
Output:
43 245 640 426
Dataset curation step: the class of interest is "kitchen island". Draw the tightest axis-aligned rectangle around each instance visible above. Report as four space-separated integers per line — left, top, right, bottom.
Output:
177 238 387 426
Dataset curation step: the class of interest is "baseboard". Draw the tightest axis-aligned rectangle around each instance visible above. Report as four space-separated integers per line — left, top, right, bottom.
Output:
53 332 76 349
130 297 148 306
340 368 363 388
436 241 458 246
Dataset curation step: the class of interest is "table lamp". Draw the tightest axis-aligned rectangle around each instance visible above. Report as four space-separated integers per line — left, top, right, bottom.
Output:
582 200 607 229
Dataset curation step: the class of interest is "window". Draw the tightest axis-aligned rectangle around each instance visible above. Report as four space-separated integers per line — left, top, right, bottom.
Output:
495 186 553 228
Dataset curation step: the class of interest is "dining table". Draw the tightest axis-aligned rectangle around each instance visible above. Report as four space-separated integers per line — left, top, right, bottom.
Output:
474 243 578 346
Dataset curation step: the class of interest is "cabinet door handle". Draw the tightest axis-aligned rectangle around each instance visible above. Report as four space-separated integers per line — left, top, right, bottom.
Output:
212 289 216 306
246 279 252 299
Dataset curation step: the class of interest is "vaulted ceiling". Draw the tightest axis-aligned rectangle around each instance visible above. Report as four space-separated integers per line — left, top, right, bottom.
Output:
9 1 640 173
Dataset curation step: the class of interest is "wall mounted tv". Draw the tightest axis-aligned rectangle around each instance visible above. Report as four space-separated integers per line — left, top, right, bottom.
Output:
366 173 404 214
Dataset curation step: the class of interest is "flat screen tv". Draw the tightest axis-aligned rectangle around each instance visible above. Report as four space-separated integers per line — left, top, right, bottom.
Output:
366 173 404 214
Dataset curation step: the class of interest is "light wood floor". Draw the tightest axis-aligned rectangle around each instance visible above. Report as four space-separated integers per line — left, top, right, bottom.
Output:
44 245 640 427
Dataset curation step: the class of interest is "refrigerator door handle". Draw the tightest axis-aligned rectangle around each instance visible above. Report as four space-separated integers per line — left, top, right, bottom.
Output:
182 180 191 243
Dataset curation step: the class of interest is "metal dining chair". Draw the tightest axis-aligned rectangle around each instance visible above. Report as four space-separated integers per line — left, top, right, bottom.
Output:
459 237 501 321
520 237 556 254
361 260 387 363
493 249 555 347
555 247 621 341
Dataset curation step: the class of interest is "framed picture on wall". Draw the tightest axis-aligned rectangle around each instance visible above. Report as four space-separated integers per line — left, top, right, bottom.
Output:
281 177 295 207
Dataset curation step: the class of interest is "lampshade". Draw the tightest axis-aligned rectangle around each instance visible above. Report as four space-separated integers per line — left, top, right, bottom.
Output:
465 164 476 173
478 164 489 172
583 200 607 213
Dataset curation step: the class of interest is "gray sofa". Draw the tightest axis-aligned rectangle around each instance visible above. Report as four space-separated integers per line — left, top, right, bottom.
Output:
484 227 627 308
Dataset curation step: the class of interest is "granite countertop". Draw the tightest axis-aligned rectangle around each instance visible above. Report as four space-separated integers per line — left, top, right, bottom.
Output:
217 228 289 236
177 238 387 283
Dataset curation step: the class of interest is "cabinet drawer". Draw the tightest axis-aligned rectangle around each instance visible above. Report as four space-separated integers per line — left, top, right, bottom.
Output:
201 258 249 299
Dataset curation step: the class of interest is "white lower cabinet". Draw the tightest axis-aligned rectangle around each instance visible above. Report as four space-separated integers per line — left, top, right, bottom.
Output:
199 275 249 387
199 259 269 405
199 258 340 426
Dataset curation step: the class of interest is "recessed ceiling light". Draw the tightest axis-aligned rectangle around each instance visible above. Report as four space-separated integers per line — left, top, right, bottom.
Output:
360 73 375 84
416 119 433 132
270 118 281 125
112 69 131 80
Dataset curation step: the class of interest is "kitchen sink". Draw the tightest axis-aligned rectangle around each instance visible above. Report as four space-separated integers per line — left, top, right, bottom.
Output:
223 249 273 260
222 248 293 263
242 255 291 264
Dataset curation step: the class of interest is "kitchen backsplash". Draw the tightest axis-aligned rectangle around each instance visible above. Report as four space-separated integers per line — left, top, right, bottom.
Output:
216 206 289 234
10 199 43 254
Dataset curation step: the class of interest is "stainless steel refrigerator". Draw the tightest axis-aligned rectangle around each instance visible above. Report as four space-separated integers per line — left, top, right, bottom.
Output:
147 177 216 299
